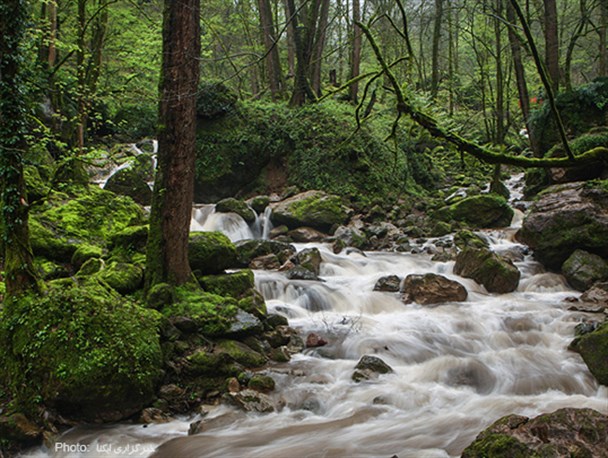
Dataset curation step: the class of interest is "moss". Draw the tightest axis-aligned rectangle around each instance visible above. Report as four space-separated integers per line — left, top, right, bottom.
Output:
238 290 267 318
247 374 275 393
287 193 349 231
188 231 238 275
573 322 608 385
71 244 104 269
76 258 103 277
33 258 69 280
444 194 513 228
162 286 239 336
29 217 75 262
199 270 255 298
461 433 539 458
187 350 231 375
215 198 256 224
454 230 489 250
110 225 149 253
98 262 143 295
235 239 296 266
215 339 267 367
146 282 174 310
0 282 163 420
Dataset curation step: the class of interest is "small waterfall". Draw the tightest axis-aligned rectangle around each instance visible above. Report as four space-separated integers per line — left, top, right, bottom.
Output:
190 205 255 242
251 206 274 240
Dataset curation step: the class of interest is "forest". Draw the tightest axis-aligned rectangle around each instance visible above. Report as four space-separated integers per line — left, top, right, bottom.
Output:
1 0 608 456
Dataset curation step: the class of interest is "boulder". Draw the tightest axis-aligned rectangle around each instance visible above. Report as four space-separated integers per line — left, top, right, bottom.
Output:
517 181 608 270
104 164 152 206
287 227 328 243
453 230 490 250
228 389 275 413
215 198 256 224
98 262 144 295
235 239 296 267
562 249 608 292
189 231 238 275
305 333 328 348
401 273 468 305
373 275 401 292
270 191 350 232
580 281 608 306
436 194 514 229
570 322 608 385
247 374 275 393
454 247 521 294
352 355 394 382
247 195 270 214
198 270 255 298
249 254 281 270
286 265 320 281
461 408 608 458
332 224 367 251
291 248 322 276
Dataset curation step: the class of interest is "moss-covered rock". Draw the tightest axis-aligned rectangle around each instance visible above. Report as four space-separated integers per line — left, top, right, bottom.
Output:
235 239 296 267
146 282 174 310
238 290 267 318
29 217 76 263
570 322 608 385
103 165 153 206
215 198 256 224
247 374 275 393
110 225 149 253
454 247 520 293
0 282 163 422
436 194 513 229
562 249 608 292
34 258 70 280
71 244 104 269
270 191 350 232
98 262 144 295
215 339 267 368
247 195 270 213
198 270 255 298
188 231 238 275
453 230 490 250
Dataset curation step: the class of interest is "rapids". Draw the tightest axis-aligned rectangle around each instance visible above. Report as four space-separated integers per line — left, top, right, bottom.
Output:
22 176 608 458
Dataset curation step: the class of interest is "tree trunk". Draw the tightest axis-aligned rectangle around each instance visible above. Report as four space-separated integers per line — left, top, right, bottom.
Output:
145 0 200 289
494 0 506 144
76 0 87 151
287 0 316 106
599 0 607 77
349 0 362 103
310 0 330 96
431 0 444 98
283 0 296 78
543 0 559 92
258 0 283 99
564 0 588 91
0 0 39 296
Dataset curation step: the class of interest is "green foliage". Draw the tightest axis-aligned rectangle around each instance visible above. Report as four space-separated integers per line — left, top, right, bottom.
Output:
0 281 162 419
196 80 238 119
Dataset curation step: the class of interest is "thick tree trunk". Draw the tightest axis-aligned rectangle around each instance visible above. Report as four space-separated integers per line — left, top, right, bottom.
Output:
287 0 315 106
258 0 283 99
0 0 39 296
145 0 200 289
543 0 559 92
310 0 330 96
599 0 607 77
349 0 362 103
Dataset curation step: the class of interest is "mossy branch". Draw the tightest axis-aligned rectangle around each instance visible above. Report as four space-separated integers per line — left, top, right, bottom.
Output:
356 21 608 169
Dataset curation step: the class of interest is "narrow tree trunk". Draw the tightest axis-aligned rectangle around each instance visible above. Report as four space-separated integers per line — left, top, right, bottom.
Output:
431 0 444 98
87 0 108 93
543 0 559 92
287 0 316 106
564 0 588 91
0 0 39 296
76 0 87 151
146 0 200 289
599 0 607 77
494 0 506 144
258 0 283 99
310 0 330 96
349 0 362 103
283 0 296 78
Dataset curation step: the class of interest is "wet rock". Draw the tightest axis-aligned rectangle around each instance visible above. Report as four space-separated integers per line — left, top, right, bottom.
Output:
198 270 254 298
225 310 264 337
461 408 608 458
189 231 238 275
249 253 281 270
401 273 467 305
373 275 401 292
104 163 152 205
287 227 328 242
235 239 296 267
0 413 42 444
215 197 256 224
228 389 275 413
286 266 320 281
561 249 608 292
580 281 608 306
305 333 328 348
247 374 275 393
574 321 600 337
352 355 394 382
435 194 514 229
270 190 351 233
247 195 270 214
227 377 240 393
291 247 322 276
570 322 608 385
517 181 608 270
139 408 171 424
454 247 520 294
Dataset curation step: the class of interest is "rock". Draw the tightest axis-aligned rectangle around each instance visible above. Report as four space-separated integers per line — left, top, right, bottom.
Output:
247 374 275 393
228 389 275 413
373 275 401 292
401 273 468 305
215 198 256 224
435 194 514 229
461 408 608 458
198 270 254 298
352 355 394 382
71 244 104 269
287 227 328 243
580 281 608 305
139 408 171 424
332 224 367 250
453 230 490 250
247 195 270 214
249 254 281 270
562 249 608 292
227 377 241 393
517 181 608 270
270 190 350 233
104 164 152 205
109 225 149 253
291 248 322 276
98 262 143 295
454 247 521 293
224 310 264 337
570 322 608 385
147 283 174 310
286 266 319 281
235 239 296 267
189 231 238 275
0 413 42 444
305 333 328 348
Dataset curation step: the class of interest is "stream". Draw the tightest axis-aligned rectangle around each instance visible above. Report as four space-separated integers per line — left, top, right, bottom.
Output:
23 176 608 458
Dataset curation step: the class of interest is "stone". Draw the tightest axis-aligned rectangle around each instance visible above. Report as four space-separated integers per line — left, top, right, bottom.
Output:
517 181 608 270
247 195 270 214
286 266 319 281
270 190 350 232
580 281 608 305
454 247 520 294
139 408 171 424
286 227 328 243
291 247 322 276
249 253 281 270
570 322 608 385
436 194 514 229
215 198 256 224
189 231 238 275
561 249 608 292
373 275 401 292
305 333 328 348
453 230 490 250
247 374 275 393
104 164 153 205
235 239 296 267
352 355 394 382
98 262 143 295
461 408 608 458
228 389 275 413
224 309 264 337
401 273 467 305
332 225 367 250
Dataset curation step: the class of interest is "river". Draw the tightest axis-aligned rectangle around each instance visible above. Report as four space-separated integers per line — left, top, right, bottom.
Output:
23 177 608 458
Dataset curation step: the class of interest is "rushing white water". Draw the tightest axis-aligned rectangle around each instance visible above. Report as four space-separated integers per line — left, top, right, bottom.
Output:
23 179 608 458
190 204 272 242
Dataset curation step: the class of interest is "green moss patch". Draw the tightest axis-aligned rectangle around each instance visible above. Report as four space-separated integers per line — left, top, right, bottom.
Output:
188 231 238 275
198 270 254 298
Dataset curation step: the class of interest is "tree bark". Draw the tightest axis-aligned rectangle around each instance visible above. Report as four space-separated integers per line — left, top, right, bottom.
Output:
349 0 362 103
310 0 330 96
0 0 39 296
494 0 506 144
146 0 200 289
431 0 444 98
543 0 559 92
599 0 607 77
258 0 283 99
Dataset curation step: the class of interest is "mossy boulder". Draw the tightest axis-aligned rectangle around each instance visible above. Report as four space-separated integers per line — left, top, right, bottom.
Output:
570 322 608 385
453 230 490 250
247 195 270 213
215 198 256 224
215 339 267 367
454 247 521 293
71 244 104 269
188 231 238 275
198 270 255 298
436 194 513 229
270 191 350 233
110 225 149 253
352 355 394 382
562 249 608 292
401 273 468 305
98 262 144 295
517 181 608 270
0 282 163 422
291 247 322 276
29 217 77 263
104 165 153 206
462 408 608 458
235 239 296 267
